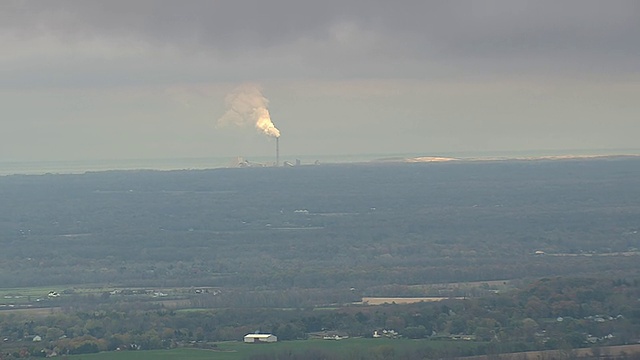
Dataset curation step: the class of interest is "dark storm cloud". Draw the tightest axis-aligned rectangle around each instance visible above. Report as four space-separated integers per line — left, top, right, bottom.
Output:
2 0 639 78
2 1 337 48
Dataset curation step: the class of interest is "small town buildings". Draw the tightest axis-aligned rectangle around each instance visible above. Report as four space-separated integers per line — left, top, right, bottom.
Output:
244 333 277 343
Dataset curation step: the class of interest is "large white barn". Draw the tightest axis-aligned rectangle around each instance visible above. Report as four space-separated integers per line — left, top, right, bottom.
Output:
244 333 278 343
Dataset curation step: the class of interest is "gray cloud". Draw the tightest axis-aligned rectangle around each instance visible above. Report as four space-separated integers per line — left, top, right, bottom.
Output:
2 1 640 162
2 0 639 81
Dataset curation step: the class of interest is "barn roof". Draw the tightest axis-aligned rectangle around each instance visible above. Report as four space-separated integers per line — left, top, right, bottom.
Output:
245 334 274 338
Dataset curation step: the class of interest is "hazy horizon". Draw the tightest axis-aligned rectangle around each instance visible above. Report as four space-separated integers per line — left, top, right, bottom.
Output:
2 148 640 176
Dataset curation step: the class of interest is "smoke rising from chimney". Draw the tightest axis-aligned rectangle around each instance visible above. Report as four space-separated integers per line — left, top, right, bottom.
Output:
218 84 280 138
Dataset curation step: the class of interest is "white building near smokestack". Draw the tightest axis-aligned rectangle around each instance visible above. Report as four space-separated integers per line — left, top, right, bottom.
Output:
244 333 278 343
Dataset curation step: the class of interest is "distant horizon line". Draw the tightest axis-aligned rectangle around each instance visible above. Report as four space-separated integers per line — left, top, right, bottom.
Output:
1 148 640 176
3 147 640 164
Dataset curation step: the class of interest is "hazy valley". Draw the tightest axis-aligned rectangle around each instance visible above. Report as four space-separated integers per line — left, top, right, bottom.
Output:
1 157 640 359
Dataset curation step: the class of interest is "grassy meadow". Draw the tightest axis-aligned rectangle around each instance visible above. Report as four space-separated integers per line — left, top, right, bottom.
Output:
64 338 487 360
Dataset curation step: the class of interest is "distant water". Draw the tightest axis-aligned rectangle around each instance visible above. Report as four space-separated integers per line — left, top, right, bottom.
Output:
2 148 639 176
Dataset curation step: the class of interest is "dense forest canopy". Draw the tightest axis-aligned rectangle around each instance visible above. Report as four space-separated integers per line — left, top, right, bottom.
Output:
1 158 639 288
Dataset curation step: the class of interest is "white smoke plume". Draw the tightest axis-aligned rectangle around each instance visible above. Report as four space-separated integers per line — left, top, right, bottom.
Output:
218 84 280 138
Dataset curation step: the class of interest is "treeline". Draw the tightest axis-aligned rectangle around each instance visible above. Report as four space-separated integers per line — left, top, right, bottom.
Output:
188 288 360 309
2 245 640 292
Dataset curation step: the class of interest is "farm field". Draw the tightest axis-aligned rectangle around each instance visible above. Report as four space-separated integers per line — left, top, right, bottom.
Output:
0 284 202 314
65 338 489 360
359 296 464 305
64 342 640 360
0 286 62 305
65 348 234 360
67 348 226 360
454 344 640 360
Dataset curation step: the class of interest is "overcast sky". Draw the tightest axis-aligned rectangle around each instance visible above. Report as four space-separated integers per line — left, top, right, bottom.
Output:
1 0 639 162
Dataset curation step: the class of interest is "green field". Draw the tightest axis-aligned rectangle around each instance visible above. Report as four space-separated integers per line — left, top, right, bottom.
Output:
0 286 59 303
66 348 226 360
65 338 487 360
0 285 112 304
0 284 191 312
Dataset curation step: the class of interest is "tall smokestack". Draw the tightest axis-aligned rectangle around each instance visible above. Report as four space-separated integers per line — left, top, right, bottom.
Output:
217 84 282 166
276 137 280 167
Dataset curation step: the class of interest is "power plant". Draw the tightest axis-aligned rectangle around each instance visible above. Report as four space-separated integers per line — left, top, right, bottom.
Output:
276 137 280 167
218 84 283 167
231 137 282 168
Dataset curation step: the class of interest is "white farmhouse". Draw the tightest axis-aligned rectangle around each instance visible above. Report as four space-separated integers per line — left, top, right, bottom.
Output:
244 333 278 343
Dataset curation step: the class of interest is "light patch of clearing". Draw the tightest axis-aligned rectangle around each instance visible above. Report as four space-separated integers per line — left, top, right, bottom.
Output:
405 157 458 163
358 297 464 305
